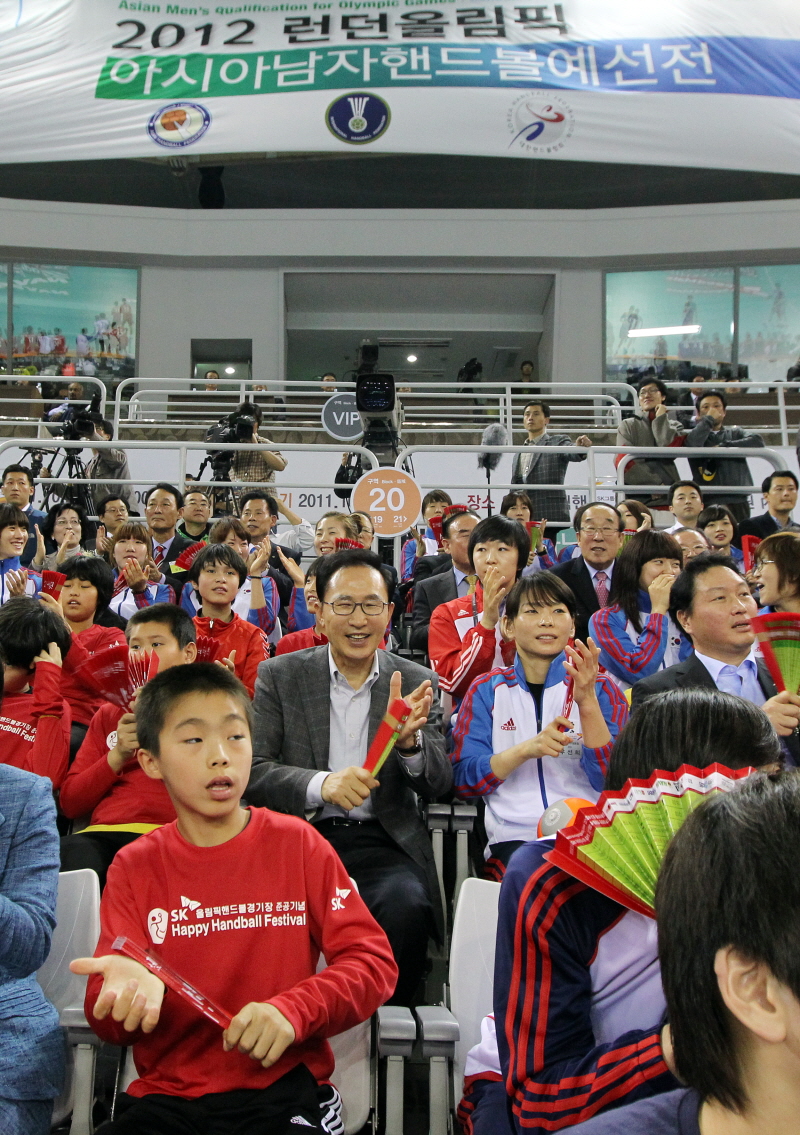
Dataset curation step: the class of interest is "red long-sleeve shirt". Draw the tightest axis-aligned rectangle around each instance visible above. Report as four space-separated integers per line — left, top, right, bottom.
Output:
61 623 127 727
0 660 71 788
275 627 328 656
428 586 515 703
192 613 269 697
59 701 176 827
87 808 397 1098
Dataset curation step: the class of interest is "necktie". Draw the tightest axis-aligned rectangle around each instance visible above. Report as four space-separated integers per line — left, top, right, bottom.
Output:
717 665 743 698
593 570 609 607
154 545 165 567
466 574 478 596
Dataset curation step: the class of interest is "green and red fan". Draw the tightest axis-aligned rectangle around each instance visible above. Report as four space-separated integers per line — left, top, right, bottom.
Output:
750 612 800 696
544 763 754 918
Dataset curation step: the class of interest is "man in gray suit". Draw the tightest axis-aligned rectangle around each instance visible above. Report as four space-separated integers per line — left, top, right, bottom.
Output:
248 547 452 1005
512 399 592 529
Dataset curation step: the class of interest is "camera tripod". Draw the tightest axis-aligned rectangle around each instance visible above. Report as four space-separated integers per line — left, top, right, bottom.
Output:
33 447 97 517
195 455 240 516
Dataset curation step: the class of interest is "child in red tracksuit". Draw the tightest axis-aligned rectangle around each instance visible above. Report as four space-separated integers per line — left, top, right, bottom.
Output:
59 604 199 885
0 596 72 788
428 516 529 713
189 544 269 696
71 663 397 1134
40 555 127 761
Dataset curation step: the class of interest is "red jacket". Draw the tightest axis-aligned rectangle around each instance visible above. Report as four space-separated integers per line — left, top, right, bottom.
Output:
59 701 176 827
428 585 516 702
0 660 71 788
192 613 269 697
87 808 397 1098
276 627 328 656
61 623 127 727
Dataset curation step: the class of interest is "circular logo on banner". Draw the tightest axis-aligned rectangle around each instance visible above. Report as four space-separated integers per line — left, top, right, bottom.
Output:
148 102 211 148
506 95 574 155
326 92 391 145
351 468 422 538
321 393 364 442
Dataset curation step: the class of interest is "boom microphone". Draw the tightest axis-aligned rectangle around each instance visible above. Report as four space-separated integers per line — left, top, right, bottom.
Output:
477 423 509 471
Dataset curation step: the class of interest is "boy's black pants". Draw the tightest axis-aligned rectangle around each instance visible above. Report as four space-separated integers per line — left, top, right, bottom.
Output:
97 1063 337 1134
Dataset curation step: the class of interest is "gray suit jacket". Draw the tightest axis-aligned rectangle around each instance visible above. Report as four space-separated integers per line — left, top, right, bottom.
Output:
247 647 452 937
511 432 588 522
410 569 458 654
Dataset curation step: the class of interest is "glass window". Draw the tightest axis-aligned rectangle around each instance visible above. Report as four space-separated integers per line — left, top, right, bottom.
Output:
12 263 138 381
738 264 800 383
606 268 734 380
0 264 7 370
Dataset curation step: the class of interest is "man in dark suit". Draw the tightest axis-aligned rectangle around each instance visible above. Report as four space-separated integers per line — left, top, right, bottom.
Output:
247 547 452 1005
632 553 800 762
410 509 479 654
143 482 196 599
738 471 799 541
549 502 624 644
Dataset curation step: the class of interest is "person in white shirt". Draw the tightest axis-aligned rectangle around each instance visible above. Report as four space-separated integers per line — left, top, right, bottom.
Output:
665 481 705 532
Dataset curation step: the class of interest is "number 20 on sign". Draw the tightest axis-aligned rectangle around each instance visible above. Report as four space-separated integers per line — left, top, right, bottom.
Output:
350 469 422 538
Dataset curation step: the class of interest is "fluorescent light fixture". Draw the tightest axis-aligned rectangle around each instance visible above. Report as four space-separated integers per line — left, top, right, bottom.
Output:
406 354 418 362
628 325 701 338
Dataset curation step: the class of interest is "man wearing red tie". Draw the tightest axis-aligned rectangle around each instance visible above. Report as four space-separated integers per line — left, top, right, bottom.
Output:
144 483 195 600
550 503 625 643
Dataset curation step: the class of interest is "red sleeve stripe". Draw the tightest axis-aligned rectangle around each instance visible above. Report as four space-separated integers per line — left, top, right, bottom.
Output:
592 608 665 673
441 628 484 693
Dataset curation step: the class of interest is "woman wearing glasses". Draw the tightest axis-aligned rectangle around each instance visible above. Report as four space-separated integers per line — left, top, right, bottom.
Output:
30 502 95 572
753 531 800 614
589 529 692 690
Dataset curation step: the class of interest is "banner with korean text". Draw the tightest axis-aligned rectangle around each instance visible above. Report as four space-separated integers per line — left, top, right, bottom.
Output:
1 0 800 168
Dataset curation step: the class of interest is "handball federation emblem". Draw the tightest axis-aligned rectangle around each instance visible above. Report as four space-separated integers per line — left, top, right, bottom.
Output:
507 95 574 155
148 102 211 148
326 92 390 145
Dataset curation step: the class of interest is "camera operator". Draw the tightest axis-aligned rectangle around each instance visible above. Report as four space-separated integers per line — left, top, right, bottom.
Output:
229 400 286 490
85 419 135 512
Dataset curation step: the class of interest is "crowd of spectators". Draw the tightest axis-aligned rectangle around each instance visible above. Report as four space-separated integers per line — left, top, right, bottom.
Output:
1 380 800 1135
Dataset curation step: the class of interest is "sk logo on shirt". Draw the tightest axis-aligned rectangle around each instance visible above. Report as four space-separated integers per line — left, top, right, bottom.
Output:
331 887 351 911
500 718 516 731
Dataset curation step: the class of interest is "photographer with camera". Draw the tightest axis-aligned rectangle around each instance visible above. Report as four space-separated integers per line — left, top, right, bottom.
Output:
228 400 286 489
85 419 135 512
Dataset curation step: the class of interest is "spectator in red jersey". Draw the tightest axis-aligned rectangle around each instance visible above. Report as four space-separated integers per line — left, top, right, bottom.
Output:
188 543 269 696
275 558 327 656
59 604 196 886
428 515 529 712
39 555 126 760
0 597 72 787
70 663 396 1133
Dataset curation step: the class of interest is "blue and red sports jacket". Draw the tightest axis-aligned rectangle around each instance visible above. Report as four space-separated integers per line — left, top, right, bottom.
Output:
493 840 678 1133
589 592 691 689
451 654 627 852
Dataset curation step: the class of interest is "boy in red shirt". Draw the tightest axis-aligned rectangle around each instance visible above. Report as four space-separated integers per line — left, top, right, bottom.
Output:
276 558 328 655
59 603 197 884
189 544 269 696
71 663 397 1133
0 596 72 787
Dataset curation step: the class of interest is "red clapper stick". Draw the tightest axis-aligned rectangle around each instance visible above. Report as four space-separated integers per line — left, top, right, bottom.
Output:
363 697 412 777
113 936 232 1028
558 638 576 733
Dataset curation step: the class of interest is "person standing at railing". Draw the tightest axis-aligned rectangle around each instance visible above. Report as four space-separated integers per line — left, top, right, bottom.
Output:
512 400 592 537
615 378 686 507
229 400 287 493
683 389 765 523
85 419 135 512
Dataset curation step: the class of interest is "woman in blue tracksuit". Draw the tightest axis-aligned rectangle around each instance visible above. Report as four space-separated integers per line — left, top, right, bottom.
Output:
106 521 175 620
0 504 41 605
697 504 744 566
589 529 691 691
753 530 800 614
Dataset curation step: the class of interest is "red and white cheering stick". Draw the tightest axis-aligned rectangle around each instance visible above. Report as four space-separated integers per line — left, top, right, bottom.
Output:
558 638 576 733
112 936 232 1029
363 697 412 777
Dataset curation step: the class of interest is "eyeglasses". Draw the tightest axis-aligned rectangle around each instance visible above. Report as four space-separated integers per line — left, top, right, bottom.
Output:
579 526 619 536
324 599 388 616
754 560 774 570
